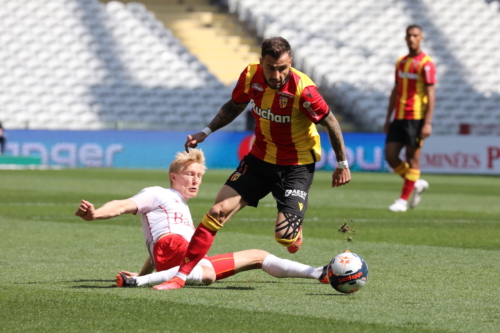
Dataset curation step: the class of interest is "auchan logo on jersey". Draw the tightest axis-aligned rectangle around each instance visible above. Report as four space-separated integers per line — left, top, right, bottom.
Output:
251 100 291 124
398 70 419 80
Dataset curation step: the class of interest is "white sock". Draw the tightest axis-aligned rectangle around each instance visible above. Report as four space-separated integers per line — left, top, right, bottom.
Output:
135 266 204 286
261 254 323 279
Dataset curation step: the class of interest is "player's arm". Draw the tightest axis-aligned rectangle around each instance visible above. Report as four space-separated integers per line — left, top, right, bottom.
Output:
184 99 248 152
138 257 155 276
119 257 155 277
384 83 398 133
319 112 351 187
74 199 138 221
420 84 435 139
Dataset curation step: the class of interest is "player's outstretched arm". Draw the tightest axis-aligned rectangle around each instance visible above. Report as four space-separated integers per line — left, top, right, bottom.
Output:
184 99 248 152
120 257 154 277
74 199 138 221
319 111 351 187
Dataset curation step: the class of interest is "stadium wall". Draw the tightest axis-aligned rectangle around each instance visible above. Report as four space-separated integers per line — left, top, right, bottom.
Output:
2 130 500 175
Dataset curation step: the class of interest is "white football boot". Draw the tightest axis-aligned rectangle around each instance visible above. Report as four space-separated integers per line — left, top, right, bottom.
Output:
409 179 429 209
388 198 408 212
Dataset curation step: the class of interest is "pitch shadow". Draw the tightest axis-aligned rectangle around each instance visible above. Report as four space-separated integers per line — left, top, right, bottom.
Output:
70 285 117 289
306 293 350 297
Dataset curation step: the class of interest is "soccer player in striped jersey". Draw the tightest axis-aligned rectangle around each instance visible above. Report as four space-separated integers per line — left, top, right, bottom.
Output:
384 25 436 212
158 37 350 290
74 149 329 288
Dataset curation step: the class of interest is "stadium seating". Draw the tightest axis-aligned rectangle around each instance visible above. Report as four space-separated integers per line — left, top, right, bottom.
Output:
227 0 500 135
0 0 244 130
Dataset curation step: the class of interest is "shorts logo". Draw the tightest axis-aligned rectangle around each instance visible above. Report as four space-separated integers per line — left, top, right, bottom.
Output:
298 202 303 211
251 83 264 91
285 189 308 200
185 257 190 264
279 96 288 108
230 172 241 181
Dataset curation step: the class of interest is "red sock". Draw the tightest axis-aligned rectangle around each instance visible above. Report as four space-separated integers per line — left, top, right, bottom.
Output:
400 179 416 200
208 253 236 281
178 223 218 276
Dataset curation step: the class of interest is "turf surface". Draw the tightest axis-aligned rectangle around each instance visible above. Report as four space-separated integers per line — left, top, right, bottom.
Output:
0 169 499 332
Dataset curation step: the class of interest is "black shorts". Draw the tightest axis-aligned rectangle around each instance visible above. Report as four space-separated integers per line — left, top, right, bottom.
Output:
386 119 424 147
225 154 315 218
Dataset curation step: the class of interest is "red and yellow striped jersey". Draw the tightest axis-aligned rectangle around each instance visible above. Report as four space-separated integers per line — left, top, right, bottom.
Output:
394 52 436 120
232 63 329 165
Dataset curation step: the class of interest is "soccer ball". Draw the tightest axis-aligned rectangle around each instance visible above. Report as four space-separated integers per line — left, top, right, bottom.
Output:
327 251 368 294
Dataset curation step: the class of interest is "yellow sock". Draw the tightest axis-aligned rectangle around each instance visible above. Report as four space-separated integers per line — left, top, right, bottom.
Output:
201 214 223 232
394 162 409 178
404 168 420 182
275 231 301 247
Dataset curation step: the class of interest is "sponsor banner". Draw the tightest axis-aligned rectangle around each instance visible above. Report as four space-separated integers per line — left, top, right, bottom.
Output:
3 130 245 169
420 136 500 174
3 130 499 174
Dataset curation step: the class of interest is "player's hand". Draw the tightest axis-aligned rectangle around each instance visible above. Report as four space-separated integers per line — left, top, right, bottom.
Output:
74 199 97 221
184 132 207 152
383 120 391 134
420 123 432 139
332 168 351 187
119 270 139 277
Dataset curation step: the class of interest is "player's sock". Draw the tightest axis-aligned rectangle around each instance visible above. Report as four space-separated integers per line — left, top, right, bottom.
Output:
394 161 409 178
400 168 420 200
175 214 223 278
275 227 301 247
135 266 205 286
208 253 236 280
261 254 321 279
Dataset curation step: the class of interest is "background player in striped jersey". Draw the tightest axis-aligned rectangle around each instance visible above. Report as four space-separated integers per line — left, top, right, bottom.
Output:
158 37 351 290
384 25 436 212
74 149 329 288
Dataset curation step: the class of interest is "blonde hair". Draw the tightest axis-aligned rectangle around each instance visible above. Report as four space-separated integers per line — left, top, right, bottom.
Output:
169 149 207 185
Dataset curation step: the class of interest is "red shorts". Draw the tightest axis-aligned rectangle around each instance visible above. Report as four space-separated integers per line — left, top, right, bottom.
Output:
153 234 236 280
153 234 189 272
208 253 235 280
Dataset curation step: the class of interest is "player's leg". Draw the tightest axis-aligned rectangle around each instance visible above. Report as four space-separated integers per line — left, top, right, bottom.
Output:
275 212 303 253
157 155 269 290
151 259 216 290
119 262 215 287
396 119 428 209
272 164 314 253
210 249 326 281
385 141 406 171
180 186 246 272
406 144 429 208
386 120 413 212
156 187 247 289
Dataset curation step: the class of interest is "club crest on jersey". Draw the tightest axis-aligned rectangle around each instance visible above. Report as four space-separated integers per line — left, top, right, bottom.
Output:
279 96 288 109
251 83 264 91
230 172 241 181
298 202 303 211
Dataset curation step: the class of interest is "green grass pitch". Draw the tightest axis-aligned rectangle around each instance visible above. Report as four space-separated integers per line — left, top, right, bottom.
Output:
0 169 499 332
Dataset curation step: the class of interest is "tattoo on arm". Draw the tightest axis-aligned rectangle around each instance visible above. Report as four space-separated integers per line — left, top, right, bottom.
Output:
208 99 248 132
320 112 347 161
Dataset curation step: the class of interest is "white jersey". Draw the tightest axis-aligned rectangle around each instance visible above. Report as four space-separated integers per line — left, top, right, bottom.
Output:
130 186 196 257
